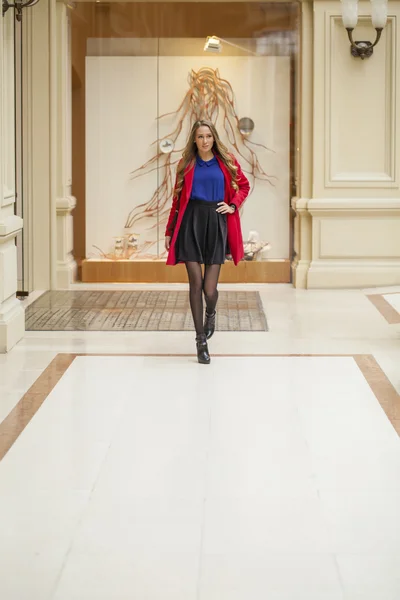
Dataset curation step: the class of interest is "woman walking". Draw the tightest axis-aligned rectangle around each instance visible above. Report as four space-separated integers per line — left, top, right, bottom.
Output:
165 120 250 364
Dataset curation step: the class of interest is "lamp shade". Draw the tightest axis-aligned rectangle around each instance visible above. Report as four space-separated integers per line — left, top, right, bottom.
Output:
341 0 358 28
371 0 388 28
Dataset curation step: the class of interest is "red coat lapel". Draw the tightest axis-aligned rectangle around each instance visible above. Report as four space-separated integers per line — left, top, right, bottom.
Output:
182 162 195 203
215 155 232 202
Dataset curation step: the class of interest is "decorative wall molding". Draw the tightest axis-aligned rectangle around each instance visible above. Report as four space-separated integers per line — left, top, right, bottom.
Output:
291 197 312 288
298 1 313 200
301 2 400 289
308 197 400 214
22 11 34 292
54 2 76 288
313 3 400 198
0 242 18 302
0 215 24 238
317 218 400 259
0 294 25 353
2 188 16 208
0 12 25 353
307 260 400 288
292 195 400 288
326 15 397 188
56 195 76 213
30 0 51 290
56 0 73 196
309 196 400 287
56 195 77 287
0 12 16 209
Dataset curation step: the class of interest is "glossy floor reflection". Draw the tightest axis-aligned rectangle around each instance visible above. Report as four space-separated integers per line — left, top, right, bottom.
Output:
0 284 399 600
0 354 400 600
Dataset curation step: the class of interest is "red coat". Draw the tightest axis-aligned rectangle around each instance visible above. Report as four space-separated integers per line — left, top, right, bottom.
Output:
165 155 250 266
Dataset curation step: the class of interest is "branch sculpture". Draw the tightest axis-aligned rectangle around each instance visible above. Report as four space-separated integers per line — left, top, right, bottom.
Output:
93 66 275 259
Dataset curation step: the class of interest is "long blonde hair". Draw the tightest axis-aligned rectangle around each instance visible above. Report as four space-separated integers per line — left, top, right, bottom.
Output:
173 120 238 200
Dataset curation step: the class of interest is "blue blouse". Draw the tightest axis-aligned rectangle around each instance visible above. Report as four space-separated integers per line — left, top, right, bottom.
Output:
191 155 225 202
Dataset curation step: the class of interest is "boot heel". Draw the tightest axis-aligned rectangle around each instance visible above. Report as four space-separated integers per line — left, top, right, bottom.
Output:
196 334 211 364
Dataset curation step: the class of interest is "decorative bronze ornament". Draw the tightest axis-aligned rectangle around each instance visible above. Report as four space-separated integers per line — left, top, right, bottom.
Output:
2 0 40 21
159 139 175 154
238 117 255 137
346 28 383 59
341 0 387 60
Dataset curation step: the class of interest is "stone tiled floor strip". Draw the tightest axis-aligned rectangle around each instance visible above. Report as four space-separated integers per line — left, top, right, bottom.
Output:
367 293 400 324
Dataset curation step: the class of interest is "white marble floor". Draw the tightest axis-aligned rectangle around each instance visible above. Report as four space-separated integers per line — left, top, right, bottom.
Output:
2 284 399 396
1 355 400 599
0 284 400 600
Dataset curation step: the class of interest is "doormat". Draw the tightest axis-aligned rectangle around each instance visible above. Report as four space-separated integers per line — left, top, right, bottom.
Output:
25 290 268 332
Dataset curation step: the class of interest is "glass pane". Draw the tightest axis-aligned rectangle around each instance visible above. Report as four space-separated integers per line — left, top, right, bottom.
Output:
71 2 299 272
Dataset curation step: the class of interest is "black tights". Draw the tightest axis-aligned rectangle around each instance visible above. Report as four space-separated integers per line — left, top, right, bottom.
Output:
185 262 221 335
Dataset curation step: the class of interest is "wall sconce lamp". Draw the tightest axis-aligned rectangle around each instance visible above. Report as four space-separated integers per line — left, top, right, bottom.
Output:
204 35 258 56
2 0 40 21
341 0 388 59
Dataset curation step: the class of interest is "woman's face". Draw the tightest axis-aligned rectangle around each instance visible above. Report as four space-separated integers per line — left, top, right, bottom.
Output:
194 126 214 153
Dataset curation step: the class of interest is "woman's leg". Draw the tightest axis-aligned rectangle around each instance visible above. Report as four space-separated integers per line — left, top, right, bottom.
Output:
203 264 221 316
185 261 204 335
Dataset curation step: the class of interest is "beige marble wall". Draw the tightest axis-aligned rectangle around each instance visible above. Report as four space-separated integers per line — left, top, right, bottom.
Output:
55 1 77 287
293 0 400 288
0 10 24 352
23 0 76 292
6 0 400 304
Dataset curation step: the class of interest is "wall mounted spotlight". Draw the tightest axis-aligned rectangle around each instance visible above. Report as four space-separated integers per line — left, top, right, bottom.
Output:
2 0 40 21
341 0 388 59
204 35 258 56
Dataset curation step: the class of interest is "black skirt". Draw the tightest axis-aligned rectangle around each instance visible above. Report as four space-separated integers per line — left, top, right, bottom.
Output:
176 199 227 265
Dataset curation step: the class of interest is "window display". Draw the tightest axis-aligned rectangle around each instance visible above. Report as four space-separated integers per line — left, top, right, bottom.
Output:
86 57 290 260
71 2 299 282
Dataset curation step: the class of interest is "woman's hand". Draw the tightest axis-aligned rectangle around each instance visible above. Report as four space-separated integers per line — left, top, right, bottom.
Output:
216 202 235 215
165 236 171 251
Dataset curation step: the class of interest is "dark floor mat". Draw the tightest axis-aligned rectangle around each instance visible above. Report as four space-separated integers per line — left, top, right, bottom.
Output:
25 290 268 332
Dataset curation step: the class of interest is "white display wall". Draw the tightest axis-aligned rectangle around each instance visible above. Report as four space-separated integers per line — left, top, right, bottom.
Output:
86 54 290 260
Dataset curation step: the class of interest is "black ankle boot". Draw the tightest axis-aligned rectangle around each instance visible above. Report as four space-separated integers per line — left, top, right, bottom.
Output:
196 334 210 364
204 310 216 340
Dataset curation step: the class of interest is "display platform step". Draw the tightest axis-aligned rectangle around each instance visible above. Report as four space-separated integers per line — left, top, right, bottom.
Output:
81 259 291 283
